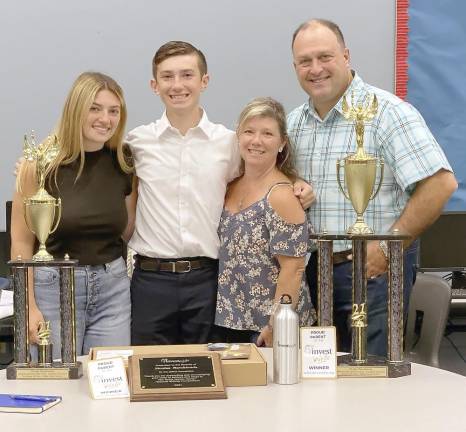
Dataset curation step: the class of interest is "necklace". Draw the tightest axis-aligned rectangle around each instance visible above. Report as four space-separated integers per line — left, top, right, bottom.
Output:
237 189 250 211
236 182 255 211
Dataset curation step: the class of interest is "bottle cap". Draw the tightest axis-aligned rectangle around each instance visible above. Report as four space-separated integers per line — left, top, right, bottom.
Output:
280 294 292 304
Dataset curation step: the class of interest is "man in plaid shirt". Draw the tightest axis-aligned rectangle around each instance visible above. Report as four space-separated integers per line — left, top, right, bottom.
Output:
288 19 457 356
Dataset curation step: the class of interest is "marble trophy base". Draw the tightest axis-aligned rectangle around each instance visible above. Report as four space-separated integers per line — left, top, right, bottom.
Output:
337 354 411 378
6 361 83 380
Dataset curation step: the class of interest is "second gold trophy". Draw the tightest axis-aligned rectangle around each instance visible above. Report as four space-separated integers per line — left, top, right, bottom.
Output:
336 93 384 234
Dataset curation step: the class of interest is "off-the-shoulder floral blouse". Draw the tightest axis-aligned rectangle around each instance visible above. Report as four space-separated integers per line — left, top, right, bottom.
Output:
215 183 316 332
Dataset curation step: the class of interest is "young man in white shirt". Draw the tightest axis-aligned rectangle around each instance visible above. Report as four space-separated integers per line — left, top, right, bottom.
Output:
126 41 313 345
126 41 239 345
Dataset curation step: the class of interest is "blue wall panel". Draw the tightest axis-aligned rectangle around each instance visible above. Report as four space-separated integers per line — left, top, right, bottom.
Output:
408 0 466 209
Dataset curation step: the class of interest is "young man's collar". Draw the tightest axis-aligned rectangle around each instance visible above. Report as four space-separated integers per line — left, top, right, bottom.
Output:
196 109 214 138
156 109 212 139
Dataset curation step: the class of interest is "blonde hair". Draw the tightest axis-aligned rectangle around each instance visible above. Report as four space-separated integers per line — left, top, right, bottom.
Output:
237 97 297 179
46 71 132 184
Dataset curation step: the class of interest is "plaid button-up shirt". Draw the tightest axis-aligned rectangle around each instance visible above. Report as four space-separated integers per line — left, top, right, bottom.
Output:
287 73 452 252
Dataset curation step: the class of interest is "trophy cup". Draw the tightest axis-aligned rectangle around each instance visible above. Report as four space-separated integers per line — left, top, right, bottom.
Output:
336 93 384 234
21 133 61 261
7 133 82 380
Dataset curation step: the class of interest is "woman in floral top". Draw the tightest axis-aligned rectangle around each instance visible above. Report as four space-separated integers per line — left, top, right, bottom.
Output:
215 97 315 346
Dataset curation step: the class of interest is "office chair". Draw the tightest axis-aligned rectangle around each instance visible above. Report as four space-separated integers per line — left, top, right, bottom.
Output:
405 272 451 368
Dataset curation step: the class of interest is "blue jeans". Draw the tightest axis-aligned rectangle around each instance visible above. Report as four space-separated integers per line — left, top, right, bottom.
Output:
33 257 130 360
306 242 418 357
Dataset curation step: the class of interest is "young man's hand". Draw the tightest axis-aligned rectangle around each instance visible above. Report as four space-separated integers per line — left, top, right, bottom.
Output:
14 157 24 177
293 179 315 210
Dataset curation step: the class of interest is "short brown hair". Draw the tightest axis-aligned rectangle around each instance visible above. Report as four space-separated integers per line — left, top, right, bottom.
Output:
292 19 346 49
237 97 297 180
152 41 208 78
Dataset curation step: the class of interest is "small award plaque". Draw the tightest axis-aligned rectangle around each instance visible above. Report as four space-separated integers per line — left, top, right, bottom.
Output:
301 327 337 379
95 349 134 367
128 352 227 401
87 357 129 400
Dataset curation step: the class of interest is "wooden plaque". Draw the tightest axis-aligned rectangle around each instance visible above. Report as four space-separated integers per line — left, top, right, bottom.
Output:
128 352 227 401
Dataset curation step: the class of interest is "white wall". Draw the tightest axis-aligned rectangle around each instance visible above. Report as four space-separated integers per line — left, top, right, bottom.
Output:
0 0 395 230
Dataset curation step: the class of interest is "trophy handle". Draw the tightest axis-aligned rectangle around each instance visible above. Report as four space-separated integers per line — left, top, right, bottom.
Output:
23 199 36 235
49 198 62 234
336 159 350 200
369 160 385 201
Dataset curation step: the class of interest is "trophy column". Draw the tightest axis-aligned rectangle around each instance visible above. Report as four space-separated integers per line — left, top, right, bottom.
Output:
11 264 29 366
351 239 368 364
60 263 77 366
317 239 333 326
387 238 410 375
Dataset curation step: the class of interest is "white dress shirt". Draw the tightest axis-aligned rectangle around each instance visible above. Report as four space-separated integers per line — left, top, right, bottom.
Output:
126 110 240 259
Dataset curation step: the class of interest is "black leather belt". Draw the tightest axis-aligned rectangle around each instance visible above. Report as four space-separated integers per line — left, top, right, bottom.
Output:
135 255 218 273
333 249 352 265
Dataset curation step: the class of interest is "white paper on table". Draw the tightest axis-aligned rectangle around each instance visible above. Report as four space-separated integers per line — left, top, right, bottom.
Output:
87 357 130 400
301 326 337 379
0 289 13 319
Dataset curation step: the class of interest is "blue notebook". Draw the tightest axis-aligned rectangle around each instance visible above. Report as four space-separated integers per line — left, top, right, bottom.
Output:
0 394 62 414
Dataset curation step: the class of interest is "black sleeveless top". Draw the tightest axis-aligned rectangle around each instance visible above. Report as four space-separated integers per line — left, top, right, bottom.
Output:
45 146 132 265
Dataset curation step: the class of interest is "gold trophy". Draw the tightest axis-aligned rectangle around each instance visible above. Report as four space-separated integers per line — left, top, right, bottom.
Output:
336 93 384 234
7 133 82 380
312 98 410 377
21 133 61 261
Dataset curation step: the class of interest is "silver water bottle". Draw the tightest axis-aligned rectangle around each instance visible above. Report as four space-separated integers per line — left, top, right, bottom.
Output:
273 294 299 384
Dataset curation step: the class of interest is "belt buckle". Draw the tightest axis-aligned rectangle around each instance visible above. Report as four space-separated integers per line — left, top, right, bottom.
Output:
176 260 192 273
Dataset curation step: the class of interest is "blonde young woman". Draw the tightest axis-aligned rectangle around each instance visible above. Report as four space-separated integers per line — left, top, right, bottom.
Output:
11 72 136 358
214 97 316 347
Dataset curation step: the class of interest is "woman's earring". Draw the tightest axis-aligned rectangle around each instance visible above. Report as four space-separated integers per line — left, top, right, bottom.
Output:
278 146 284 153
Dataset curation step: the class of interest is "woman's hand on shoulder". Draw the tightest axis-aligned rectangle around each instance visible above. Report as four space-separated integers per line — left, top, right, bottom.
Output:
14 157 24 177
268 184 305 224
11 159 38 259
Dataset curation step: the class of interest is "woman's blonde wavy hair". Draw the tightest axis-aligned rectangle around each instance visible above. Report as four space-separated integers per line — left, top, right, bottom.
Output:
46 71 132 185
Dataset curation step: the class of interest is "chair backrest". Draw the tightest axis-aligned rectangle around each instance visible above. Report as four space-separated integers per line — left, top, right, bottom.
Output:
405 273 451 367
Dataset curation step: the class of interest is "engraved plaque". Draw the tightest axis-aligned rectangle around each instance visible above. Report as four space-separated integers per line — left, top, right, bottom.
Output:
128 352 226 401
140 356 216 389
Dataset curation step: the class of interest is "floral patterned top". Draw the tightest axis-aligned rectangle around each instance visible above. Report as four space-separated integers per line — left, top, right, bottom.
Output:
215 183 316 332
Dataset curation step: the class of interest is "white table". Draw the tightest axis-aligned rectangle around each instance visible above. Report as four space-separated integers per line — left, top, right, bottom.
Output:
1 348 466 432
